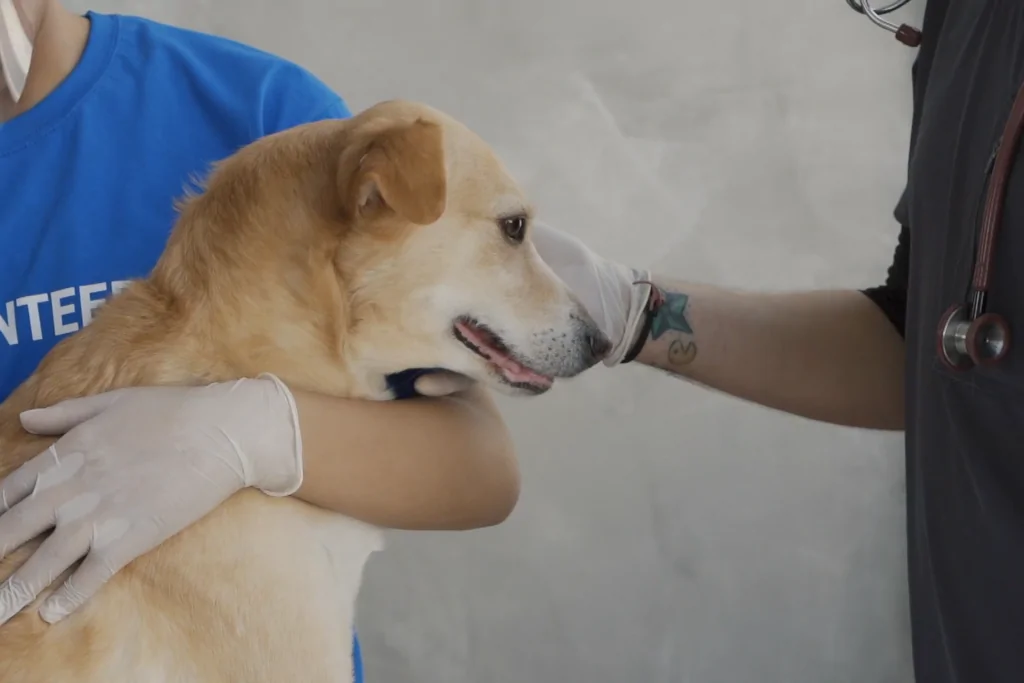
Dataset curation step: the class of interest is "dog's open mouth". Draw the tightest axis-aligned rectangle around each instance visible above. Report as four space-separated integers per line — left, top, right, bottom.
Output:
453 316 553 393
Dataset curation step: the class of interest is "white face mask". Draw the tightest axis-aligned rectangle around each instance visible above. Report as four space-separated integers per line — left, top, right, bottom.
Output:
0 0 32 103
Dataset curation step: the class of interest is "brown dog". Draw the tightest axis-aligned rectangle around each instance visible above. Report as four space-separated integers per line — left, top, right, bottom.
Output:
0 99 609 682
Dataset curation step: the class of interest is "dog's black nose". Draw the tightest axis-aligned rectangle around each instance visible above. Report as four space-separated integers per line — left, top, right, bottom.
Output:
588 329 612 360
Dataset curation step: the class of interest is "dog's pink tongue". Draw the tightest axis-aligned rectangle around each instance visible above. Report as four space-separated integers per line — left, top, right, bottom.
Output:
499 360 552 388
456 322 553 388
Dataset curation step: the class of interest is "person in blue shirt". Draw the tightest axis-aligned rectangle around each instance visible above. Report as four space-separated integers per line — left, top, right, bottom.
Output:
0 3 520 680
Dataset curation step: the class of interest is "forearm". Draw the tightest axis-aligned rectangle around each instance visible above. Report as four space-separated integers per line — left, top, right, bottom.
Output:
290 385 519 530
633 280 906 430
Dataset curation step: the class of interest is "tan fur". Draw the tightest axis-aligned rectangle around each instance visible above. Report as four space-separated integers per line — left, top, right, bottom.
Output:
0 100 605 682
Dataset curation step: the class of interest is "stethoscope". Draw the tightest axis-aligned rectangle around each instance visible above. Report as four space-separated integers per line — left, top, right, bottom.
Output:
935 81 1024 371
845 0 922 46
849 0 1021 371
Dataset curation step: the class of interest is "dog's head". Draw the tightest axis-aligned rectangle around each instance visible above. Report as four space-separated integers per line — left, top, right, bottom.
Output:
161 100 609 397
332 101 609 396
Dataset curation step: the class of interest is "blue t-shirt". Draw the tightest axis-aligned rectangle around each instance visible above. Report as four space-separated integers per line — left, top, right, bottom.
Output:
0 11 363 681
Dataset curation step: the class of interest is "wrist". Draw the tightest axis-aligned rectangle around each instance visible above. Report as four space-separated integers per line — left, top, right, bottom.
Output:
248 374 304 496
603 267 654 366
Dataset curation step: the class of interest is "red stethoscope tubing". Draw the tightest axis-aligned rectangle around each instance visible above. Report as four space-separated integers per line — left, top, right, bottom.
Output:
936 80 1024 370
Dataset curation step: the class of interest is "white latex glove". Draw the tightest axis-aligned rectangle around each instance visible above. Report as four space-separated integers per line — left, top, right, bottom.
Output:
0 367 470 627
531 222 653 366
0 375 305 626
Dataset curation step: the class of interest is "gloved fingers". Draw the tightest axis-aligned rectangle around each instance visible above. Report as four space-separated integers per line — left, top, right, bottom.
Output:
0 487 58 562
0 523 91 626
413 370 476 397
39 518 155 624
38 551 116 624
0 443 62 514
19 388 134 436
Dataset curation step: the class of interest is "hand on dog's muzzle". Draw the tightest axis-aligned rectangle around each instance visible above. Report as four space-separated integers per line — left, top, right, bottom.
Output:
531 221 651 367
385 369 476 399
412 370 476 397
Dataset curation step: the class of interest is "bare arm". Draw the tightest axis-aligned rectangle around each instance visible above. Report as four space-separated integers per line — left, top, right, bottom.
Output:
531 220 909 431
632 282 906 430
0 375 518 625
291 384 520 530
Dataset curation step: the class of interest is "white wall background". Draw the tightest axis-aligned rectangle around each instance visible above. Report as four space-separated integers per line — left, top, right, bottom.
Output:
72 1 922 681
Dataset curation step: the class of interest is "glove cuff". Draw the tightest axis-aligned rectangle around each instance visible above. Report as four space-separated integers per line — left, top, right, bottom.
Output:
253 373 304 497
604 268 654 366
621 277 668 364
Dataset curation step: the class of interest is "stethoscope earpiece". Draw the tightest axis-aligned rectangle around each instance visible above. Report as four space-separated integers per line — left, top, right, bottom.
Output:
894 24 922 48
847 0 921 47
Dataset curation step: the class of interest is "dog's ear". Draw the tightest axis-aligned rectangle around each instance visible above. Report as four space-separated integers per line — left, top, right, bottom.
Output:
339 118 447 226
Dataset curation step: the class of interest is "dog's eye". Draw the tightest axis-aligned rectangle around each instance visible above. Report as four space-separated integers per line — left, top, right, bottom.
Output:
499 215 528 244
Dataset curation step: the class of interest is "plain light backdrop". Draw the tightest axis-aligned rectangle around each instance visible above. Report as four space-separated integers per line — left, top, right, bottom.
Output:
69 1 922 681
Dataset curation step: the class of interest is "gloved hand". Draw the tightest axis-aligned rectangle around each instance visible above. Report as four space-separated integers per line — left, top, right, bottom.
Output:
0 368 470 627
531 222 653 366
0 375 307 626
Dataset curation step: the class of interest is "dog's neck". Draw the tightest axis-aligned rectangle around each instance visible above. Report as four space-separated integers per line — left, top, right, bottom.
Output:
139 158 395 400
149 241 362 399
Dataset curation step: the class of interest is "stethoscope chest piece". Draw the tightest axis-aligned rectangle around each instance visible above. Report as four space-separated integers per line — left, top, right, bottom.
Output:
937 304 1011 371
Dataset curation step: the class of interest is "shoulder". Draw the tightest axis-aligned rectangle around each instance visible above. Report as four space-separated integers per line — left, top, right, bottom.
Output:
108 12 352 136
